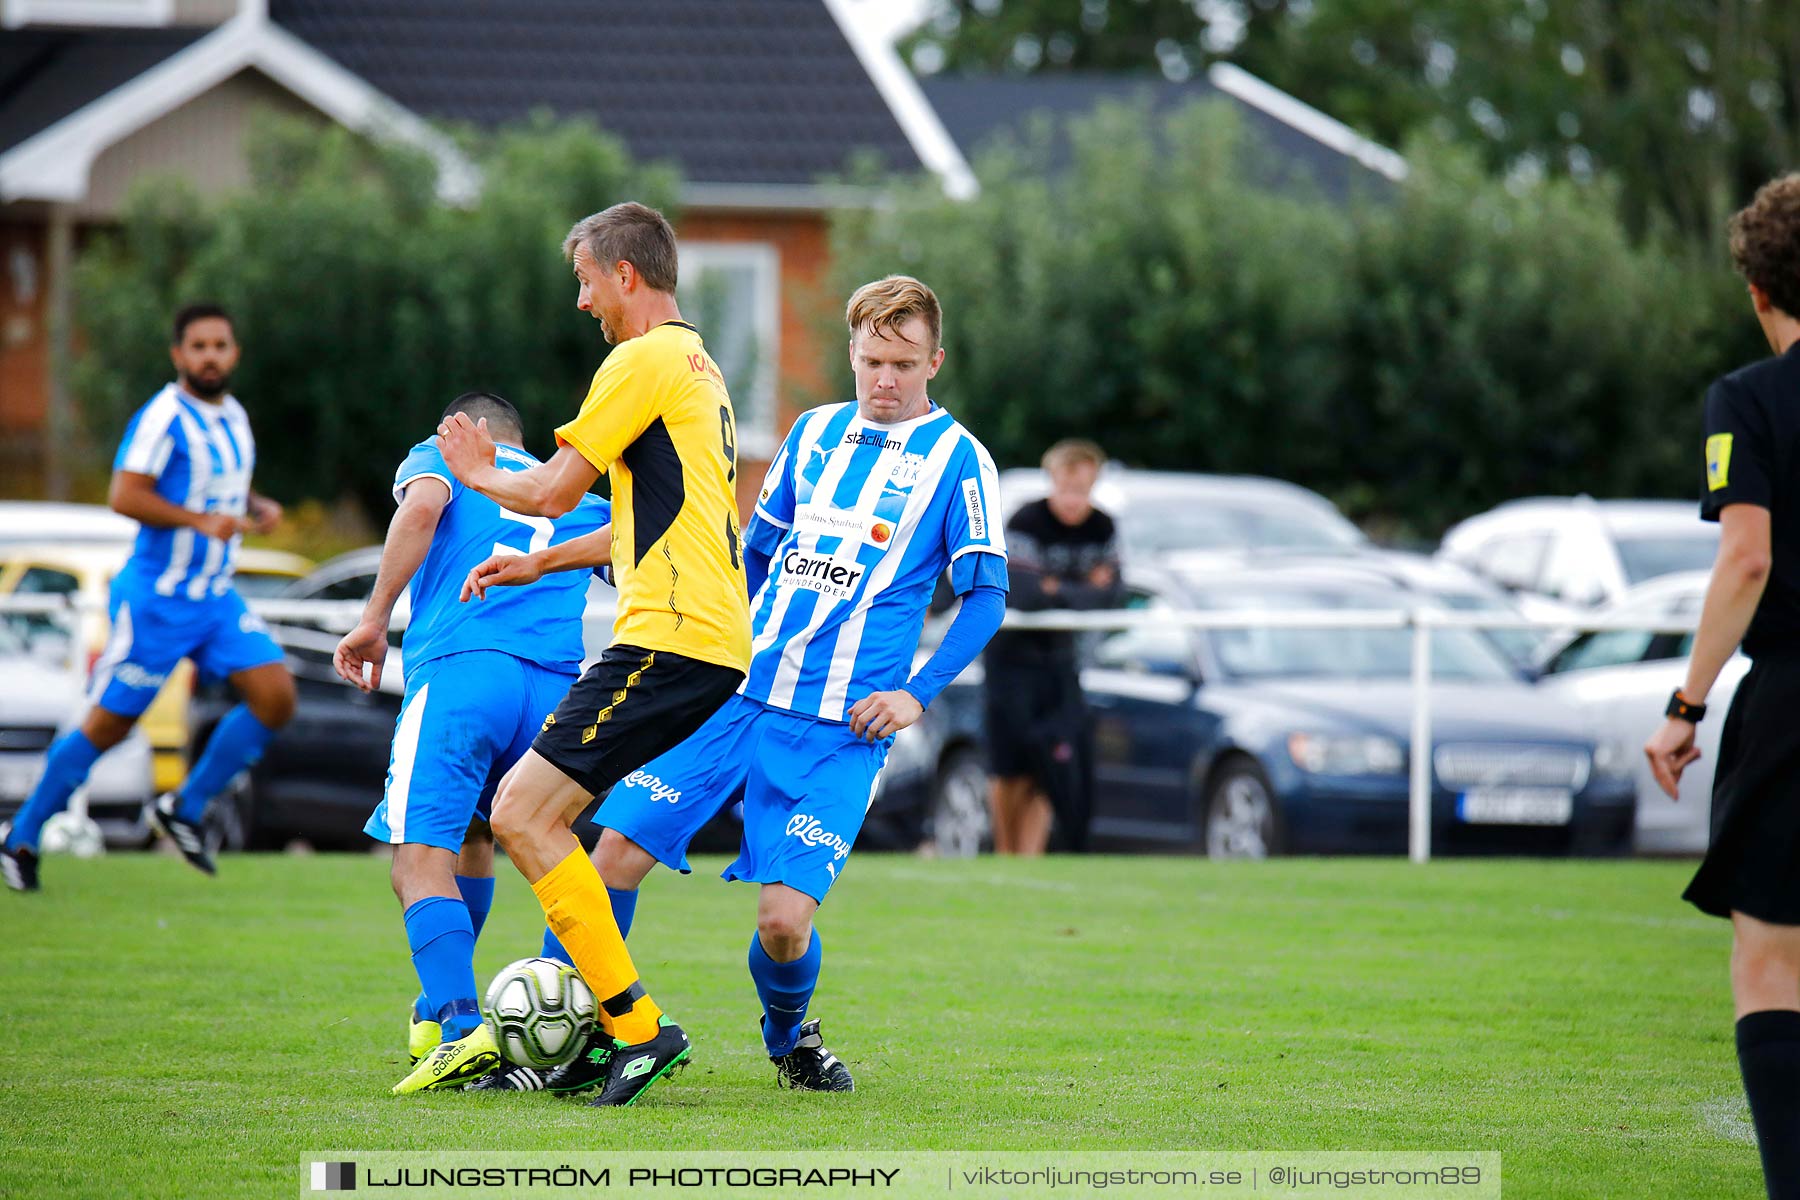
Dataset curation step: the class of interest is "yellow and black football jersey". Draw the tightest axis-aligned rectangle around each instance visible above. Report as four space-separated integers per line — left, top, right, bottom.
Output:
556 321 751 672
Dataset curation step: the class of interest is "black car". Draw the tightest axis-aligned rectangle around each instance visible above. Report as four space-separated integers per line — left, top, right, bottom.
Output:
1066 558 1636 856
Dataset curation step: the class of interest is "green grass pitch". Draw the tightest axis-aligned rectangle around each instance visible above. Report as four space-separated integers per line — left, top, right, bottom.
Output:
0 852 1761 1198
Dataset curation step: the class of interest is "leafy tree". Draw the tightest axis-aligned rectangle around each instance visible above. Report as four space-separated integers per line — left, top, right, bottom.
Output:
71 112 678 517
903 0 1800 247
828 100 1763 536
901 0 1210 78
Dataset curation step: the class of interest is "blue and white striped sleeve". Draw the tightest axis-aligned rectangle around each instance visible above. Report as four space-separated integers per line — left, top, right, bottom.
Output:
113 394 179 478
745 412 807 555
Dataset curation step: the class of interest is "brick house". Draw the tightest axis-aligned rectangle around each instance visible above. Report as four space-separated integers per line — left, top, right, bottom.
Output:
0 0 973 501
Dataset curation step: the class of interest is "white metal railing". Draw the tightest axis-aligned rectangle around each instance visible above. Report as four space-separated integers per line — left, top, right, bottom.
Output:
1 592 1699 863
1001 606 1700 862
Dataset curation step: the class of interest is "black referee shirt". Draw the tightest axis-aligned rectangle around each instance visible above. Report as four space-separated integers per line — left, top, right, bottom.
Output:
1701 341 1800 656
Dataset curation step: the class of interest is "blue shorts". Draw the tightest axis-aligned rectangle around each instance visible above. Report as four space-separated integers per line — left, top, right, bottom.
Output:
89 579 284 718
598 693 888 903
364 650 576 853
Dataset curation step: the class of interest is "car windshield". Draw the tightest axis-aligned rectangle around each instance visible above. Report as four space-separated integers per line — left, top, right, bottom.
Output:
1120 501 1364 557
1614 530 1719 584
1183 584 1518 682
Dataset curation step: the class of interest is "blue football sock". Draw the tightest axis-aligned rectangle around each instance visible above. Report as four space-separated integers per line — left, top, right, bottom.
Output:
540 885 635 965
411 875 497 1022
457 874 495 941
749 928 821 1058
403 896 480 1040
175 704 276 822
6 730 101 851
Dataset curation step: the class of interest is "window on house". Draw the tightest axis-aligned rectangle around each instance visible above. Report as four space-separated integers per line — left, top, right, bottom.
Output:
3 0 173 27
677 242 779 459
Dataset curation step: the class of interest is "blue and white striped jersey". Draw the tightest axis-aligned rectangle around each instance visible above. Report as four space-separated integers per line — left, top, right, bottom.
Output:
112 383 256 600
741 400 1007 723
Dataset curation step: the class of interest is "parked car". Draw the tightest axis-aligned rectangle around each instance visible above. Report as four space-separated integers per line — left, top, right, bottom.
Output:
1533 571 1732 854
0 616 156 847
0 501 137 549
997 467 1367 560
0 542 315 793
1439 497 1719 610
1067 560 1638 856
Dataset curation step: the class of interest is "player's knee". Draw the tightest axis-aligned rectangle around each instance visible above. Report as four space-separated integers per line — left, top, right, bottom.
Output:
81 707 136 751
464 817 493 846
254 679 297 729
756 908 813 961
594 828 654 888
489 789 533 848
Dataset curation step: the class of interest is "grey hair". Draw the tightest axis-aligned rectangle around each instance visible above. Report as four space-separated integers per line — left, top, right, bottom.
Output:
562 201 679 293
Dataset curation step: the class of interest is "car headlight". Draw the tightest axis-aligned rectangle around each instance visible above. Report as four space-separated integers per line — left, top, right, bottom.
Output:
1591 738 1633 782
1286 732 1405 776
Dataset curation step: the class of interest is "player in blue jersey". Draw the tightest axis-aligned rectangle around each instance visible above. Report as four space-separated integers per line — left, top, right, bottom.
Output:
331 392 611 1094
460 276 1009 1091
2 304 295 893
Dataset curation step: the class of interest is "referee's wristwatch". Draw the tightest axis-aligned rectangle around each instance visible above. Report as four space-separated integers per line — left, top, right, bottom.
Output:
1665 689 1707 723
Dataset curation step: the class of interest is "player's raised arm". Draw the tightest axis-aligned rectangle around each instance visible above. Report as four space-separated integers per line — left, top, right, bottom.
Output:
437 413 600 518
462 526 614 602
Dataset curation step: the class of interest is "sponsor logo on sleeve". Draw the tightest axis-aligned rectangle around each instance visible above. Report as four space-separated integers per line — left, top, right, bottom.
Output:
962 478 987 541
1706 433 1733 491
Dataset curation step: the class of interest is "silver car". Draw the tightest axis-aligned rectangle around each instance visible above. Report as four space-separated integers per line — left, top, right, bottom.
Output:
1532 572 1734 854
0 617 156 847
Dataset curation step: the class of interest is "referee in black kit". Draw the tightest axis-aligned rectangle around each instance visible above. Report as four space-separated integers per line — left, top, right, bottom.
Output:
1645 175 1800 1200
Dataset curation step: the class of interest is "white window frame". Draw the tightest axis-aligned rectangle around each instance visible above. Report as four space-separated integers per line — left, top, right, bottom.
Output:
3 0 173 27
678 241 780 459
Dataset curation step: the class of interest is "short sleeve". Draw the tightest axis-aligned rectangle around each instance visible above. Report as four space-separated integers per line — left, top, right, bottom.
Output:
1701 377 1773 521
941 438 1007 563
394 441 459 506
114 399 178 478
951 550 1011 595
555 344 657 473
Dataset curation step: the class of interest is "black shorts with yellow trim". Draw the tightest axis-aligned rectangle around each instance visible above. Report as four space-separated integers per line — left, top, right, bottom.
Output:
531 643 745 798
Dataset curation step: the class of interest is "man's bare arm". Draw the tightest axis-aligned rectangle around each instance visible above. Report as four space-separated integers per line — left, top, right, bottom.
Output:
333 479 451 692
109 470 243 541
462 527 613 602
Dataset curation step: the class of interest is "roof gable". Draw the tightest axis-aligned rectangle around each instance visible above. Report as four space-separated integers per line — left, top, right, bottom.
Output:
921 66 1404 199
269 0 964 193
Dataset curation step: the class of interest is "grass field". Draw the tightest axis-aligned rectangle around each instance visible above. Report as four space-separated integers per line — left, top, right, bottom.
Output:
0 851 1763 1199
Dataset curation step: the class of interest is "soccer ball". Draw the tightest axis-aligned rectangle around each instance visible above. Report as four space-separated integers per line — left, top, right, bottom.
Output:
483 957 597 1068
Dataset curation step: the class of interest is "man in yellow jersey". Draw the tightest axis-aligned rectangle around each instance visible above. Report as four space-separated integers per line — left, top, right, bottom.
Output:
436 201 750 1107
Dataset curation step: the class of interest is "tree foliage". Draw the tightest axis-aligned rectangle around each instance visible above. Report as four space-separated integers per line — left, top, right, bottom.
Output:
72 113 678 516
829 101 1764 536
903 0 1800 248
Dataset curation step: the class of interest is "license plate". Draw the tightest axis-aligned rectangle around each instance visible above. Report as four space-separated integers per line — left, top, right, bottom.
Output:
0 757 40 801
1457 787 1573 826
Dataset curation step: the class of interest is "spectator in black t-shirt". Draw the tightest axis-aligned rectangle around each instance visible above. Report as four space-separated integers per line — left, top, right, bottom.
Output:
983 439 1122 855
1644 174 1800 1200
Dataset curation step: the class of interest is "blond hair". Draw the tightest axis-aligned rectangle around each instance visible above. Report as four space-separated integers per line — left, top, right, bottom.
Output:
1042 438 1106 473
845 275 942 351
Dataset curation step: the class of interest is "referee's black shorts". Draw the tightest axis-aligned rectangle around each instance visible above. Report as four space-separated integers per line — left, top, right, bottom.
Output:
532 643 743 798
1683 653 1800 925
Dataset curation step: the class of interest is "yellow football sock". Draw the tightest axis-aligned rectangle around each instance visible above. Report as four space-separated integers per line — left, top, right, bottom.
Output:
531 847 664 1045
